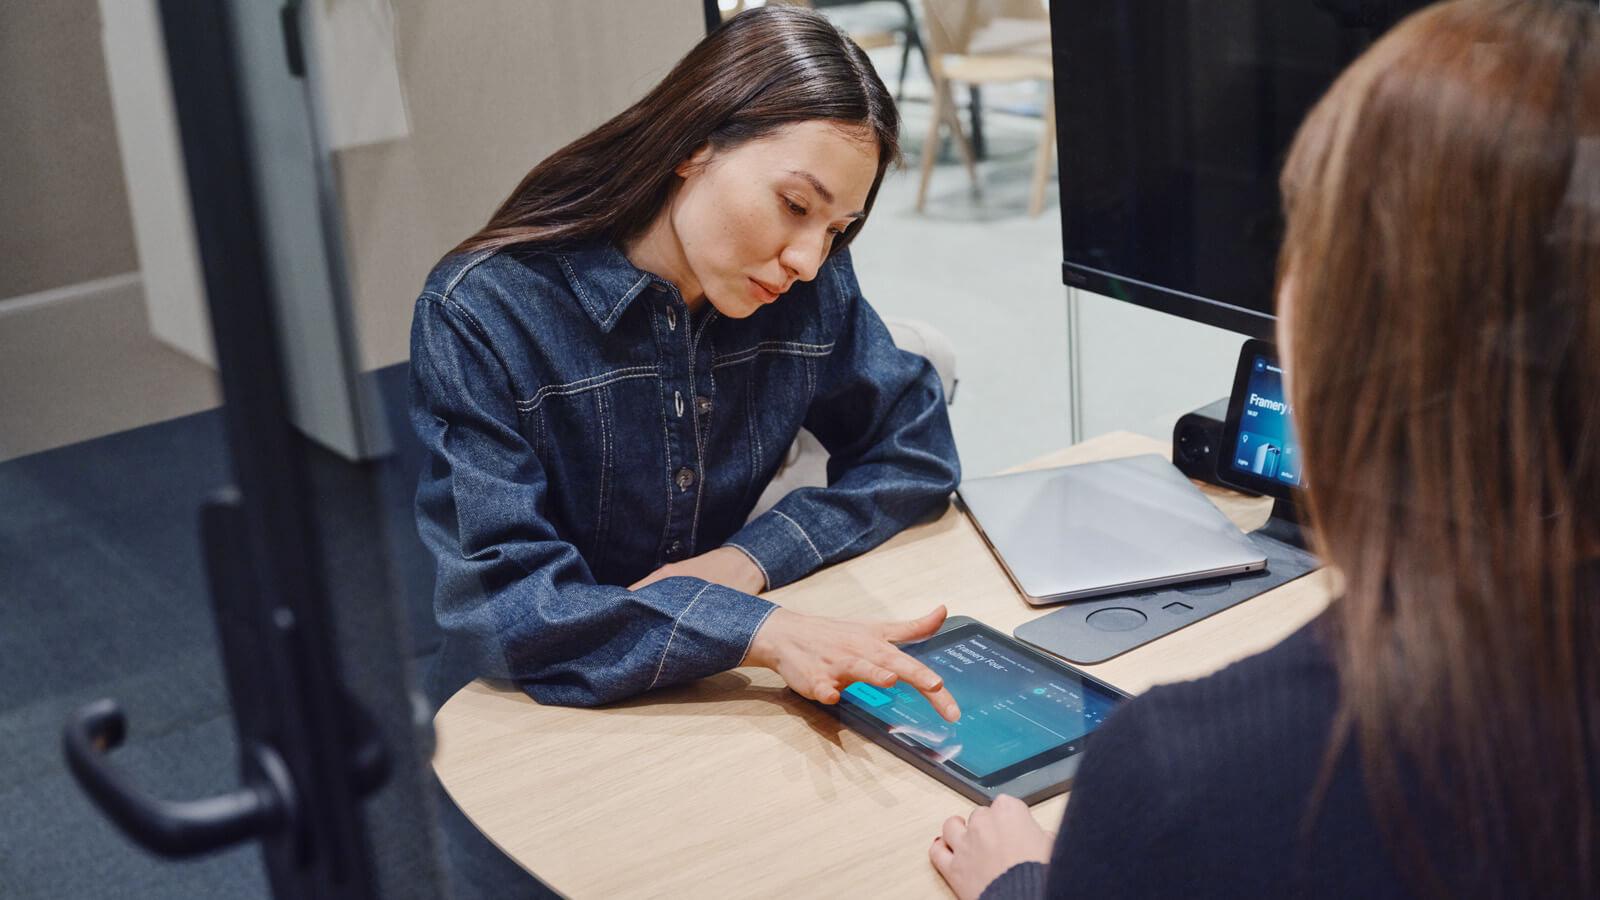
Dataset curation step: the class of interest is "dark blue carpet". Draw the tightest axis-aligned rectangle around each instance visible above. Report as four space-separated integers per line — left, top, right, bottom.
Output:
0 364 445 898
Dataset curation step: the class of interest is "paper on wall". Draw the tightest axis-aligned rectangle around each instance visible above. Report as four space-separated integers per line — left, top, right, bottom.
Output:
306 0 411 151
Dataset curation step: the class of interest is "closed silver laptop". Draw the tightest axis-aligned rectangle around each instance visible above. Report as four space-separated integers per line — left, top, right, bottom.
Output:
956 454 1267 606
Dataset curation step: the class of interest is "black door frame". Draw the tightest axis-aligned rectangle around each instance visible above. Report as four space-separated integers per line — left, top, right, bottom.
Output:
62 2 392 896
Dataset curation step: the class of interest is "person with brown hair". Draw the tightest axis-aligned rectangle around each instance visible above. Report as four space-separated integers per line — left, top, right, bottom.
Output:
413 7 968 896
930 1 1600 897
411 5 964 722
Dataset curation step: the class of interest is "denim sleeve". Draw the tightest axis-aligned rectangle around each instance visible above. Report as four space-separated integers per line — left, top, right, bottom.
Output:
723 252 961 589
410 295 776 706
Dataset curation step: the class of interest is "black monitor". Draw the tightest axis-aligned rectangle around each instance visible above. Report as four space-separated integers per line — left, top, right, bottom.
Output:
1051 1 1431 337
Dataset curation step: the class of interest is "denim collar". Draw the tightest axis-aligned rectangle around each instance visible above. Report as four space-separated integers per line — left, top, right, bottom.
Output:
554 241 673 334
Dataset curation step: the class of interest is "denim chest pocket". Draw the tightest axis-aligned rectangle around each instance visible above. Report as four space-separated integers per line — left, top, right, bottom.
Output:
710 340 834 501
517 366 659 572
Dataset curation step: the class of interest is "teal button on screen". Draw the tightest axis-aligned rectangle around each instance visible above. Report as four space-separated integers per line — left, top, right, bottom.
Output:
843 682 893 707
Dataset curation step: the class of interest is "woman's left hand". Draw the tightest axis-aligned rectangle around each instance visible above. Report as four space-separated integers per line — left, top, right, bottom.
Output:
930 795 1055 900
629 546 767 595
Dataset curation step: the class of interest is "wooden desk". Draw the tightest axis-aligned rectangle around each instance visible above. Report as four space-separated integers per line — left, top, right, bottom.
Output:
432 432 1334 898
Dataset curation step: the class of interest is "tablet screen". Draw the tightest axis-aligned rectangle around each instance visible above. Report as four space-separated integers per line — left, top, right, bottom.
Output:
841 624 1123 785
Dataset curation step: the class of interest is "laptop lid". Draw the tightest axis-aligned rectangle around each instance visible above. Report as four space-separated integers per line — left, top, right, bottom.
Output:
957 454 1267 605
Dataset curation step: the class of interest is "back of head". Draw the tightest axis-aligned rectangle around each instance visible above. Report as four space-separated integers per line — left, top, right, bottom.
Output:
1280 0 1600 894
452 5 898 259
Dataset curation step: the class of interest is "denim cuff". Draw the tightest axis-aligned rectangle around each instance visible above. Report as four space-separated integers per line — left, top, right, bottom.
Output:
723 505 829 590
645 579 777 691
977 862 1049 900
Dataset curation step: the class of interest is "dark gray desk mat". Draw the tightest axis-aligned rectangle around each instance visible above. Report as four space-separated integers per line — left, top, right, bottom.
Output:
1013 529 1320 665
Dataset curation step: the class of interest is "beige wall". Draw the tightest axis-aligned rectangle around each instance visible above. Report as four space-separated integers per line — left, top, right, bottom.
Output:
0 0 138 300
336 0 706 369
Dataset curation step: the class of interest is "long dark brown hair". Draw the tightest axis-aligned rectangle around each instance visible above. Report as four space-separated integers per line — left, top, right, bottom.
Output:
1281 0 1600 895
451 5 899 258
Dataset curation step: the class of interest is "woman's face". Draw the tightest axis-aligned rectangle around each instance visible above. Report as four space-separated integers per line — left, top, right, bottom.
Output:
669 120 879 318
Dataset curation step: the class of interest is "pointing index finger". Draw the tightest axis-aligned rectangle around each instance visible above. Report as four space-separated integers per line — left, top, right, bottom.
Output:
880 648 961 722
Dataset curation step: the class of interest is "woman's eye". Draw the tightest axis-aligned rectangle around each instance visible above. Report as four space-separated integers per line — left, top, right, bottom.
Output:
827 227 845 237
785 199 807 216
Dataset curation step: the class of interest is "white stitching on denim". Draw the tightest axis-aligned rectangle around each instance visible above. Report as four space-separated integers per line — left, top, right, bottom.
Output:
603 274 653 330
749 387 765 473
773 509 825 564
738 603 780 666
724 542 771 592
744 387 760 497
441 249 499 297
692 309 718 356
594 386 611 560
686 311 719 550
711 341 834 370
421 292 497 349
557 254 606 324
649 582 714 690
685 334 705 549
656 314 676 558
515 367 658 413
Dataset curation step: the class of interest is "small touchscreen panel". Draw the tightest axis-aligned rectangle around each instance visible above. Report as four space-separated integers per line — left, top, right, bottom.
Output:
1228 351 1303 489
840 625 1122 784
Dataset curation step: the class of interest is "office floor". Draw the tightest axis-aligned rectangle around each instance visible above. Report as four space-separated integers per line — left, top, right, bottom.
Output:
0 278 219 463
0 408 270 898
851 75 1072 477
0 364 444 899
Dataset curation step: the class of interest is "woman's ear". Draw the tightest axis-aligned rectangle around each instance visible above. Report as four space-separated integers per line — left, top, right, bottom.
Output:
675 143 715 179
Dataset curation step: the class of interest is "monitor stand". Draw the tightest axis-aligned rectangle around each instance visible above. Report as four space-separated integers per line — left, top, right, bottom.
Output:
1013 502 1320 666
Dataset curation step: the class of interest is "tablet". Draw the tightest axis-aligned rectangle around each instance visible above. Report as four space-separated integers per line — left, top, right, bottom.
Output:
831 616 1130 804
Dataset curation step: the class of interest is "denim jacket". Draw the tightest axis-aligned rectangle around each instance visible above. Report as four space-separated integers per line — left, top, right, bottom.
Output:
410 241 960 707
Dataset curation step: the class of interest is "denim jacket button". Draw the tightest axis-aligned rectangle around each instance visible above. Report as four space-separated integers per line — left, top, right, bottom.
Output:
695 396 712 415
667 540 682 558
675 467 696 490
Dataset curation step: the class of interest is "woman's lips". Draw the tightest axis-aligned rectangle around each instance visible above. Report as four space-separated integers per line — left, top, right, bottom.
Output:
749 278 780 303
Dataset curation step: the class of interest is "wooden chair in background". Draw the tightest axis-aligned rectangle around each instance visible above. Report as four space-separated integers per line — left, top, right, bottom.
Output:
915 0 1054 216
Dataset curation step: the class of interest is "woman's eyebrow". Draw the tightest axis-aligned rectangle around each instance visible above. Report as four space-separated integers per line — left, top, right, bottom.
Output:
788 169 866 218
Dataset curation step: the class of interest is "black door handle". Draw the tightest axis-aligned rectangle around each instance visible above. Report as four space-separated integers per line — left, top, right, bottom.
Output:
62 698 296 859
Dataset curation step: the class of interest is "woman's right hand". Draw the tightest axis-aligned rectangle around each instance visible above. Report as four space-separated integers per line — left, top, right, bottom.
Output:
743 605 961 721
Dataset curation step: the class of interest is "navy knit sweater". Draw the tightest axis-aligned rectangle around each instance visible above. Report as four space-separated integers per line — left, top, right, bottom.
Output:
981 614 1434 899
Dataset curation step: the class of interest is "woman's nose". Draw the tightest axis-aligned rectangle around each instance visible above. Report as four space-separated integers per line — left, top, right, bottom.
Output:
779 233 828 283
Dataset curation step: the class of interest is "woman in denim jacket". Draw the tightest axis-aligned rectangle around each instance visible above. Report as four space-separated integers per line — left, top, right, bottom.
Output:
411 6 963 720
